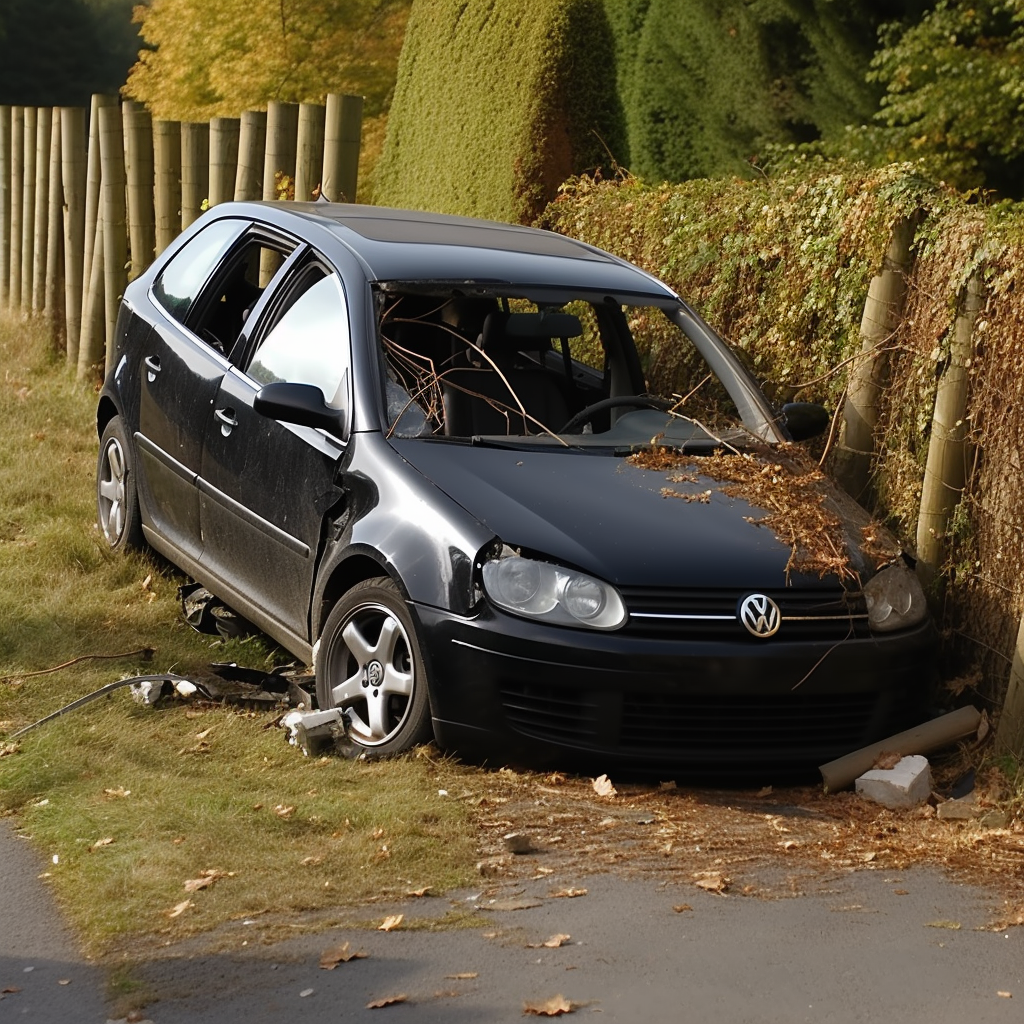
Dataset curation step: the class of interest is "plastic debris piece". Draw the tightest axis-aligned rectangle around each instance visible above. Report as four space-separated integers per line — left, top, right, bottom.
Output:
281 707 348 756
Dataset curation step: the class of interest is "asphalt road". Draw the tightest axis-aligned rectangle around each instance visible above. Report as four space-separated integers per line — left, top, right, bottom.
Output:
2 821 1021 1023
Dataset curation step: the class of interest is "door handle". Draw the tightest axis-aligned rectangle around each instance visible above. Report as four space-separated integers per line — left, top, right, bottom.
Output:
214 407 238 436
144 355 160 382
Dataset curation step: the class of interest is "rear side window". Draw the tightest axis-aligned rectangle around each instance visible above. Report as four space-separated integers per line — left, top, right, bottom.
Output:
152 219 246 323
247 271 351 410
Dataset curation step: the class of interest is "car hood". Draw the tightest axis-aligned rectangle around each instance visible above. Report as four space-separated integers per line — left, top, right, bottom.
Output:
389 440 878 590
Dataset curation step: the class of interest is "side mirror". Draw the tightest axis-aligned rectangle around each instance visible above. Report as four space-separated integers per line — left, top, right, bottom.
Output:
254 382 346 437
781 401 829 441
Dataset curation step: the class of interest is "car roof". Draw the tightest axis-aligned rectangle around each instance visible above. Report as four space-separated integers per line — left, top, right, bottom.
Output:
211 201 679 301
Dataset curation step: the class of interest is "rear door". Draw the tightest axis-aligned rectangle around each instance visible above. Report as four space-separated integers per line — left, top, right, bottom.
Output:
197 257 353 641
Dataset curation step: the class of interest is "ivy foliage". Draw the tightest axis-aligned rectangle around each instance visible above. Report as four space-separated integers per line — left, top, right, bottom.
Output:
374 0 625 223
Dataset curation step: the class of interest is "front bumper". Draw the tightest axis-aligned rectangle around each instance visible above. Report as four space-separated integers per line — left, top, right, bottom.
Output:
413 601 936 778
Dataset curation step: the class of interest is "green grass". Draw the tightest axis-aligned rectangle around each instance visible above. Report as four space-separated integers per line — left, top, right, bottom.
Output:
0 313 479 957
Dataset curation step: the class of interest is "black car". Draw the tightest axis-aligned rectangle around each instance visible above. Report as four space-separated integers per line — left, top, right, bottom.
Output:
96 201 934 776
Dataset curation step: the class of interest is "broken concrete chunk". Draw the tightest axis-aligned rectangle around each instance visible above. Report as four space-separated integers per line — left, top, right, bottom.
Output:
281 707 347 756
855 754 932 809
936 794 977 820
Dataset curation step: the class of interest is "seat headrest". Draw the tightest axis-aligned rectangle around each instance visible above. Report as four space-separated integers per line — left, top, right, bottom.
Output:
478 311 584 355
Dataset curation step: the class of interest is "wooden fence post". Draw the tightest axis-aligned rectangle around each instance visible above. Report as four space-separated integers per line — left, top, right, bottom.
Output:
99 103 127 375
153 120 181 256
261 101 298 201
0 106 10 309
45 108 64 349
323 94 362 203
180 122 209 230
209 117 240 207
915 275 983 591
32 106 52 313
123 100 155 280
835 214 919 502
20 106 37 311
234 111 266 201
82 95 116 348
295 103 325 202
60 107 87 365
8 108 23 310
996 612 1024 759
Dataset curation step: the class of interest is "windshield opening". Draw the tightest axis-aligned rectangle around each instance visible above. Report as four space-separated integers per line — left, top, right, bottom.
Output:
375 285 778 449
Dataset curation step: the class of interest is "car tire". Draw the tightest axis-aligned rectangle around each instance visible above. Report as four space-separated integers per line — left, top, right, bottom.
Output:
315 577 434 755
96 416 144 552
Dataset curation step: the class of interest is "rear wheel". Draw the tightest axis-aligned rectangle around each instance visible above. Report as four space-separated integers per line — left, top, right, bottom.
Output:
96 416 143 552
315 577 434 755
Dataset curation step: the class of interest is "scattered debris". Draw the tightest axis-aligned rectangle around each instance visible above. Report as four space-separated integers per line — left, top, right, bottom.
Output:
504 832 534 854
855 755 932 809
936 795 978 821
0 646 154 684
280 707 348 757
819 706 982 792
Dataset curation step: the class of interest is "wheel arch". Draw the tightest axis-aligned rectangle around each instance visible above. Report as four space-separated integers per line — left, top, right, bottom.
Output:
314 551 405 639
96 395 120 439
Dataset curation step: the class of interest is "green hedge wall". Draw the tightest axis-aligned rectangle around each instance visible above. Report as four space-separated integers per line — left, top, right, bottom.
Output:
374 0 625 223
539 164 1024 707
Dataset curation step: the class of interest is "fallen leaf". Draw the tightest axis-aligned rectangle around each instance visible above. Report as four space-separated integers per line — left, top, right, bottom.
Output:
89 837 115 852
319 942 368 969
2 986 21 994
780 840 799 851
592 774 617 798
57 979 70 986
548 888 588 899
693 872 729 895
378 914 404 932
299 988 314 997
523 994 575 1016
367 994 408 1008
184 870 226 893
194 728 212 741
925 920 961 930
406 886 432 897
756 786 773 797
444 972 478 980
103 787 130 798
860 852 876 863
997 991 1012 998
273 804 295 818
872 750 902 771
894 889 909 896
482 898 543 912
673 904 693 913
166 899 194 918
301 855 323 866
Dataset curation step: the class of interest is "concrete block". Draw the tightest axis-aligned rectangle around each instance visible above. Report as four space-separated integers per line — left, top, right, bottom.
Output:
855 755 931 809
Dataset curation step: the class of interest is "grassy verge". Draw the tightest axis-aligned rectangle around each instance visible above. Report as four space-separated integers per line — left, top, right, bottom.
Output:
0 313 479 958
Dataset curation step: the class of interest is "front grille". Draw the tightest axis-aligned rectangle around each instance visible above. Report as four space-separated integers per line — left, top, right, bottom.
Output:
499 681 917 767
620 586 869 641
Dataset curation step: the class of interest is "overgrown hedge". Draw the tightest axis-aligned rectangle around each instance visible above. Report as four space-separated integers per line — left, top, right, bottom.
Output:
374 0 624 223
539 163 1024 710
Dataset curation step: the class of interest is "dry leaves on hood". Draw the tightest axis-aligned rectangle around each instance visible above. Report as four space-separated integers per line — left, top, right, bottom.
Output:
319 941 368 969
523 994 576 1016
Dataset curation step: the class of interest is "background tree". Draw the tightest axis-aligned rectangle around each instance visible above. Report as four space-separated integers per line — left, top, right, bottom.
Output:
867 0 1024 193
0 0 139 106
124 0 410 120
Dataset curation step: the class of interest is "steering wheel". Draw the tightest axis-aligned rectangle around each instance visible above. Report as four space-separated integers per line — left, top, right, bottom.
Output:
560 395 671 434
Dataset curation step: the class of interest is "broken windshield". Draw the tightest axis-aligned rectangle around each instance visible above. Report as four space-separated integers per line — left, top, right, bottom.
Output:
376 286 780 449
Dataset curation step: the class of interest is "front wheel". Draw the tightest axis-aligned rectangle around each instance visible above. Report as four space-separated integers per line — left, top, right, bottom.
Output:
96 416 143 552
315 577 434 755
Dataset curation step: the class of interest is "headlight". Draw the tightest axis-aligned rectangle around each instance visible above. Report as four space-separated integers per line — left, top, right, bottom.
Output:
864 565 928 633
482 555 627 630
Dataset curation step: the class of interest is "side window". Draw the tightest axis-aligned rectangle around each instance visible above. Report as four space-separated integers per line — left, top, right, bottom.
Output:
152 219 246 324
247 270 350 410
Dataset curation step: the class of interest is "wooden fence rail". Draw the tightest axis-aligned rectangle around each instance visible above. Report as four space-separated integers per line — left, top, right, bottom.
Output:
0 94 364 379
